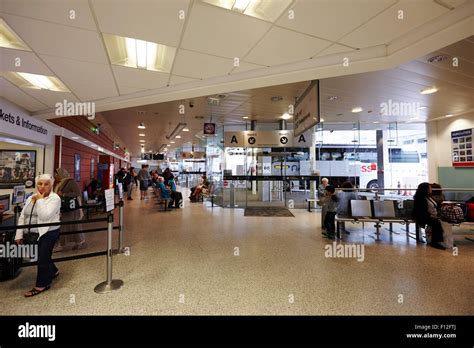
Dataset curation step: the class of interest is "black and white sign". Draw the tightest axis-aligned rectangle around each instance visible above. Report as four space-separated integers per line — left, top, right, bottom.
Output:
105 189 114 212
294 80 320 136
224 130 311 148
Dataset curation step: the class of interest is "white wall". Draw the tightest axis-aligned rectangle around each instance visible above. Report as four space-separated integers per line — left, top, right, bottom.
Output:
427 113 474 182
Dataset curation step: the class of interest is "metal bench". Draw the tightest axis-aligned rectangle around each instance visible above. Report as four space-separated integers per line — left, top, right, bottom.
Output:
305 198 318 212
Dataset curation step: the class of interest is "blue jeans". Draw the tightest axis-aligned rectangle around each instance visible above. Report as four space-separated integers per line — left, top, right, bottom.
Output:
36 229 60 287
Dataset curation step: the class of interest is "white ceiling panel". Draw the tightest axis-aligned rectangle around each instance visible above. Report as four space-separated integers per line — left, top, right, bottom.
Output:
117 85 148 96
314 44 356 58
2 14 108 64
245 26 332 66
1 0 97 30
230 61 267 75
112 65 169 91
172 49 233 79
0 77 48 112
277 0 397 42
0 48 52 75
40 55 118 101
181 3 271 59
22 89 80 108
90 0 189 47
339 0 449 48
169 75 199 86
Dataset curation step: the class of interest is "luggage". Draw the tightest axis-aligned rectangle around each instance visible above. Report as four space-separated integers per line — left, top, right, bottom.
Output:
467 203 474 222
0 229 22 281
171 191 183 208
440 204 464 223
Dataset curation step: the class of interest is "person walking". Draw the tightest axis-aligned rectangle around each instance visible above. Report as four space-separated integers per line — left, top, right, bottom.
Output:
137 164 151 200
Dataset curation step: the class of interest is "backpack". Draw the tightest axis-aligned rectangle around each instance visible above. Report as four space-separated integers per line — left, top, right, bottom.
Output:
440 204 464 223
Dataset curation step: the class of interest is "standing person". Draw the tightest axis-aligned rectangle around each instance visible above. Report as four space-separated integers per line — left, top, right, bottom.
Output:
126 167 137 200
337 181 357 234
15 174 61 297
137 164 151 200
318 178 329 231
320 185 339 239
413 182 445 250
54 168 86 251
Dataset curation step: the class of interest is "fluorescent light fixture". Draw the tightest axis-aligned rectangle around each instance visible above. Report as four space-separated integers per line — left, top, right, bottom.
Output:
418 106 427 110
83 140 89 143
0 18 31 51
320 118 325 122
141 148 145 153
175 135 182 139
91 144 98 148
351 107 363 113
202 0 291 22
1 71 69 92
243 116 249 119
445 114 454 118
139 140 145 143
166 123 187 140
281 113 292 120
103 33 176 72
420 87 438 95
182 127 190 132
138 123 146 129
170 141 175 144
373 121 380 124
71 136 79 140
139 134 146 137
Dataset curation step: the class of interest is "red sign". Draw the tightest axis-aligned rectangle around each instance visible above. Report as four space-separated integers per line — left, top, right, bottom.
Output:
361 163 376 172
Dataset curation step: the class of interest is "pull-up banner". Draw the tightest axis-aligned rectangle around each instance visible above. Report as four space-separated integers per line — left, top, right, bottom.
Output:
224 130 311 148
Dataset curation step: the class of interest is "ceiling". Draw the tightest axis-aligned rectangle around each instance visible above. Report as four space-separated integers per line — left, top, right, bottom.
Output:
95 35 474 156
1 0 473 119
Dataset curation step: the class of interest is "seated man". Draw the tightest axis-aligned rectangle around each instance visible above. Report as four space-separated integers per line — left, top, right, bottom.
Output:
190 174 209 201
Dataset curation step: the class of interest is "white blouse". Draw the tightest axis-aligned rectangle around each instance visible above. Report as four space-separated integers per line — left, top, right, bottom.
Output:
15 193 61 241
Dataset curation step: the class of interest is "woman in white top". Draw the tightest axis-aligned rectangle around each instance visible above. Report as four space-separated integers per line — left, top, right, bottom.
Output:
15 174 61 297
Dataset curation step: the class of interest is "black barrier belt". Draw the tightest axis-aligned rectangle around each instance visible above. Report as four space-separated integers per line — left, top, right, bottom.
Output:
21 250 108 267
0 217 108 231
224 175 320 181
59 226 119 236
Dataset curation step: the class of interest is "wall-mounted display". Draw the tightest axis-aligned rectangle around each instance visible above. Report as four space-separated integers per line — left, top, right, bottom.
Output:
74 153 81 182
451 128 474 167
0 150 36 189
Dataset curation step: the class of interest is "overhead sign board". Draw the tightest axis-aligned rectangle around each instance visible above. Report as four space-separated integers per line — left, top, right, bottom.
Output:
224 130 311 148
0 98 56 145
293 80 320 136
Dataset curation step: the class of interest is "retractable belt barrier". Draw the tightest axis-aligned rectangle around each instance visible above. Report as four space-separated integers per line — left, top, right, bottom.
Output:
0 199 127 294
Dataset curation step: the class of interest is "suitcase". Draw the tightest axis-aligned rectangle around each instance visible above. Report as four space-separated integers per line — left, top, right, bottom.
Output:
0 229 22 281
172 192 183 208
467 203 474 222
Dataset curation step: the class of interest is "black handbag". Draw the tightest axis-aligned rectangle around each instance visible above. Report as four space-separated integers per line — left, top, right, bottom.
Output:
23 201 39 245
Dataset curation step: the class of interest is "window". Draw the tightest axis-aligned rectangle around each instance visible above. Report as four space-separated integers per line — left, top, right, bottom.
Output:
388 148 419 163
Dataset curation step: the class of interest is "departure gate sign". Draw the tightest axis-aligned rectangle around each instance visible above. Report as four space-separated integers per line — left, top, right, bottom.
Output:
224 130 311 147
451 128 473 167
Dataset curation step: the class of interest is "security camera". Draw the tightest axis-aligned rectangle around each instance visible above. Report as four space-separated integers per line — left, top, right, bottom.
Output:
189 101 194 108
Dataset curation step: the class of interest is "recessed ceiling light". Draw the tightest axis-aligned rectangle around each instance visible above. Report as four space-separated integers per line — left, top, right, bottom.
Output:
2 71 69 92
281 113 292 120
139 134 145 136
202 0 292 22
103 33 176 72
420 87 438 95
138 123 146 129
243 116 249 119
175 135 181 138
445 114 454 118
373 121 380 124
182 128 189 132
83 140 89 143
71 136 79 140
0 18 31 51
320 118 325 122
170 141 175 144
351 107 363 113
139 140 145 142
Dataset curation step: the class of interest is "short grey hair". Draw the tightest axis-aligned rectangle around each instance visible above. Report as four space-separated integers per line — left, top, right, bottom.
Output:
322 177 329 183
35 173 55 187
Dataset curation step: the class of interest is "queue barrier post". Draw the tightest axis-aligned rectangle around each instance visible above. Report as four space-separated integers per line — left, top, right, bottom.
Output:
94 212 124 294
115 199 127 254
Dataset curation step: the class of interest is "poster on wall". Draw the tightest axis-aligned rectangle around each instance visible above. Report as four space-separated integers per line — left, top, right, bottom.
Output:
451 128 474 167
0 150 36 189
74 153 81 182
12 185 26 204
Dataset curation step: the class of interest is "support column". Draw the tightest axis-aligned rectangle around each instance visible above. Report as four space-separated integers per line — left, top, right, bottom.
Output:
376 130 385 194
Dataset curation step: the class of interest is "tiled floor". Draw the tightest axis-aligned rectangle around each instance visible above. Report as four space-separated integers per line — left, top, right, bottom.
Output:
1 188 473 315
